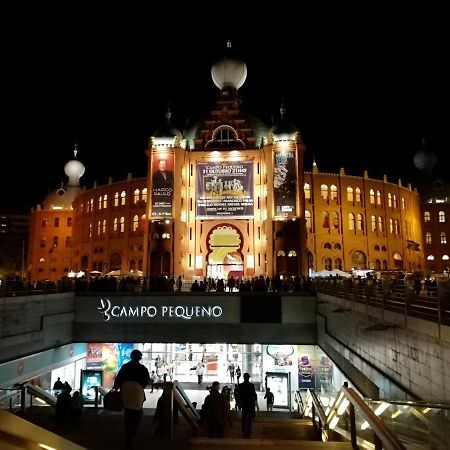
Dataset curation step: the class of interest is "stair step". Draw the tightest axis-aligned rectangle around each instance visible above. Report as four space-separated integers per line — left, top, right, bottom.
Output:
190 437 353 449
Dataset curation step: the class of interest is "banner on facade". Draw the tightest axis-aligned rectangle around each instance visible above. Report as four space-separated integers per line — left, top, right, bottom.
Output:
273 151 297 218
151 152 174 217
196 161 254 218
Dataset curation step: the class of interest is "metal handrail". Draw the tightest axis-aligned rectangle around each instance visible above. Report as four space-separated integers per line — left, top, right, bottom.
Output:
293 389 304 415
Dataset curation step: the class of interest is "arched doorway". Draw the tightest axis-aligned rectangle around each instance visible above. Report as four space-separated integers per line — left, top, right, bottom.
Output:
393 253 403 270
81 255 89 272
109 252 122 271
350 250 367 270
206 224 244 280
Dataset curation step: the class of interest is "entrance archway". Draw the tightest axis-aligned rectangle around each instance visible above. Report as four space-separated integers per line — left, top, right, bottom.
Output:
206 224 244 280
350 250 367 270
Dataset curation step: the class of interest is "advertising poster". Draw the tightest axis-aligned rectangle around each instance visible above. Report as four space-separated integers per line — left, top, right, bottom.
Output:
80 370 103 404
117 343 134 369
266 372 290 408
196 161 254 218
273 150 297 218
86 343 103 370
151 152 174 217
297 345 316 390
102 343 119 389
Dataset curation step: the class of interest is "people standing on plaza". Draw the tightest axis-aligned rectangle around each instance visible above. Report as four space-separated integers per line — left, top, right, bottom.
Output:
235 365 241 384
53 377 64 391
227 361 235 384
264 387 274 411
196 362 204 385
150 370 158 393
203 381 229 438
238 372 257 438
113 349 150 450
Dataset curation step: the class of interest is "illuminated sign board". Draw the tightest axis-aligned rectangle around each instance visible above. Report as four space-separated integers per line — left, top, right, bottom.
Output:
97 298 223 322
273 151 297 218
196 161 254 218
151 152 174 217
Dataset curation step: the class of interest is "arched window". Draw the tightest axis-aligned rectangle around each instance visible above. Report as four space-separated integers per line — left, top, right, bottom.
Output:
381 245 387 252
382 260 388 270
88 223 92 238
348 213 355 231
114 192 119 206
355 187 361 203
374 245 380 251
347 187 354 202
426 232 432 244
113 218 118 231
129 259 136 271
140 214 146 232
321 184 328 200
357 213 364 231
65 236 72 248
395 219 400 235
102 220 106 234
41 219 48 228
376 190 381 205
401 197 406 209
332 211 339 230
97 221 101 236
304 183 311 200
427 255 434 260
393 194 397 208
305 210 312 231
98 196 102 210
103 195 108 209
424 211 430 222
369 189 375 204
439 211 446 223
277 250 286 257
330 185 338 200
67 217 72 227
378 216 383 233
334 258 342 270
142 188 147 202
120 191 126 206
441 232 447 244
388 193 392 208
371 215 376 232
334 243 341 250
40 237 46 248
442 255 449 261
374 259 381 270
88 198 94 212
324 258 332 271
54 218 59 227
133 215 139 232
288 250 297 257
120 217 125 233
324 242 332 249
389 218 394 233
322 211 330 228
134 189 140 204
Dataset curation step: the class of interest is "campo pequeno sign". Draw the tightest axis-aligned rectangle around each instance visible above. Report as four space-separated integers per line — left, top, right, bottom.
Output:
97 298 223 322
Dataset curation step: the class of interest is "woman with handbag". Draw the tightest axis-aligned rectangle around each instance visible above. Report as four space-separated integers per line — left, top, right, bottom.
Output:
113 349 150 450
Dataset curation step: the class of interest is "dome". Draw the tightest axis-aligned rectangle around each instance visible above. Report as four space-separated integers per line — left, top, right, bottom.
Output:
151 110 183 143
64 159 85 186
269 106 299 142
42 185 82 210
211 57 247 91
413 150 437 171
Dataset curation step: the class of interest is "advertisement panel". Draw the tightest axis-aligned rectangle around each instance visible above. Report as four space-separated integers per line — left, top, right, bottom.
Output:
151 152 174 217
196 161 253 218
80 369 103 404
273 150 297 218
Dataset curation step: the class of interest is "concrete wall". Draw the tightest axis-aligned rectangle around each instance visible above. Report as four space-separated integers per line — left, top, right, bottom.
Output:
0 293 75 364
317 292 450 402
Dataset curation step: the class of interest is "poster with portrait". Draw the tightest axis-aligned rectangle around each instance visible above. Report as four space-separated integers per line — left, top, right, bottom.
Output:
196 161 254 218
273 150 297 218
151 152 174 217
297 346 317 390
86 343 103 370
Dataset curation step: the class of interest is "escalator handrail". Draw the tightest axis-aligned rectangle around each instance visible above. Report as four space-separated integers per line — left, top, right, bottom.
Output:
362 397 450 410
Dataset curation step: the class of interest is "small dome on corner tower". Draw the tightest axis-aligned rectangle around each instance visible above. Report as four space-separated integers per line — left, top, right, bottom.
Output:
270 104 299 142
211 40 247 91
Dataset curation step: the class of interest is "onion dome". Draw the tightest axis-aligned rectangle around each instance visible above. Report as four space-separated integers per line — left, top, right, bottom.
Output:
269 105 299 142
151 108 183 147
211 41 247 91
414 139 437 173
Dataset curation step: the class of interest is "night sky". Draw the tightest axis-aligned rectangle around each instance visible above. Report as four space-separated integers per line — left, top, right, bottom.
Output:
2 11 447 213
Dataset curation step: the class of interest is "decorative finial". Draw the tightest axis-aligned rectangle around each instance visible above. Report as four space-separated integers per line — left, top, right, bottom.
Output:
73 142 78 158
280 102 287 119
227 40 232 49
165 105 172 122
422 137 426 150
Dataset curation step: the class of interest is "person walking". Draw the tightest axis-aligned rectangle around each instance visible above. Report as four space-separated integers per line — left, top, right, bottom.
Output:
227 361 235 384
113 349 150 450
202 381 228 438
196 363 204 385
235 365 241 384
238 372 257 438
264 387 274 411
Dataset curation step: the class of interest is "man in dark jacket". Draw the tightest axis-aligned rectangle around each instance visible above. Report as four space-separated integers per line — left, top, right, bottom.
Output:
237 372 257 438
113 349 150 450
202 381 229 438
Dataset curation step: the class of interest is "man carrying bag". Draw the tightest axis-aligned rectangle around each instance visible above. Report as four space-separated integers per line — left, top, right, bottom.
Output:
113 349 150 449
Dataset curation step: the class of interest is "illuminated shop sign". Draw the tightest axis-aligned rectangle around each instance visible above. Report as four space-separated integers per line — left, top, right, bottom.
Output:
273 151 297 218
97 298 223 322
196 161 254 218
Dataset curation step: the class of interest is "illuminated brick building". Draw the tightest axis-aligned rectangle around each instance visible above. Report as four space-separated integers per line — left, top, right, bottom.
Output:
26 53 425 282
